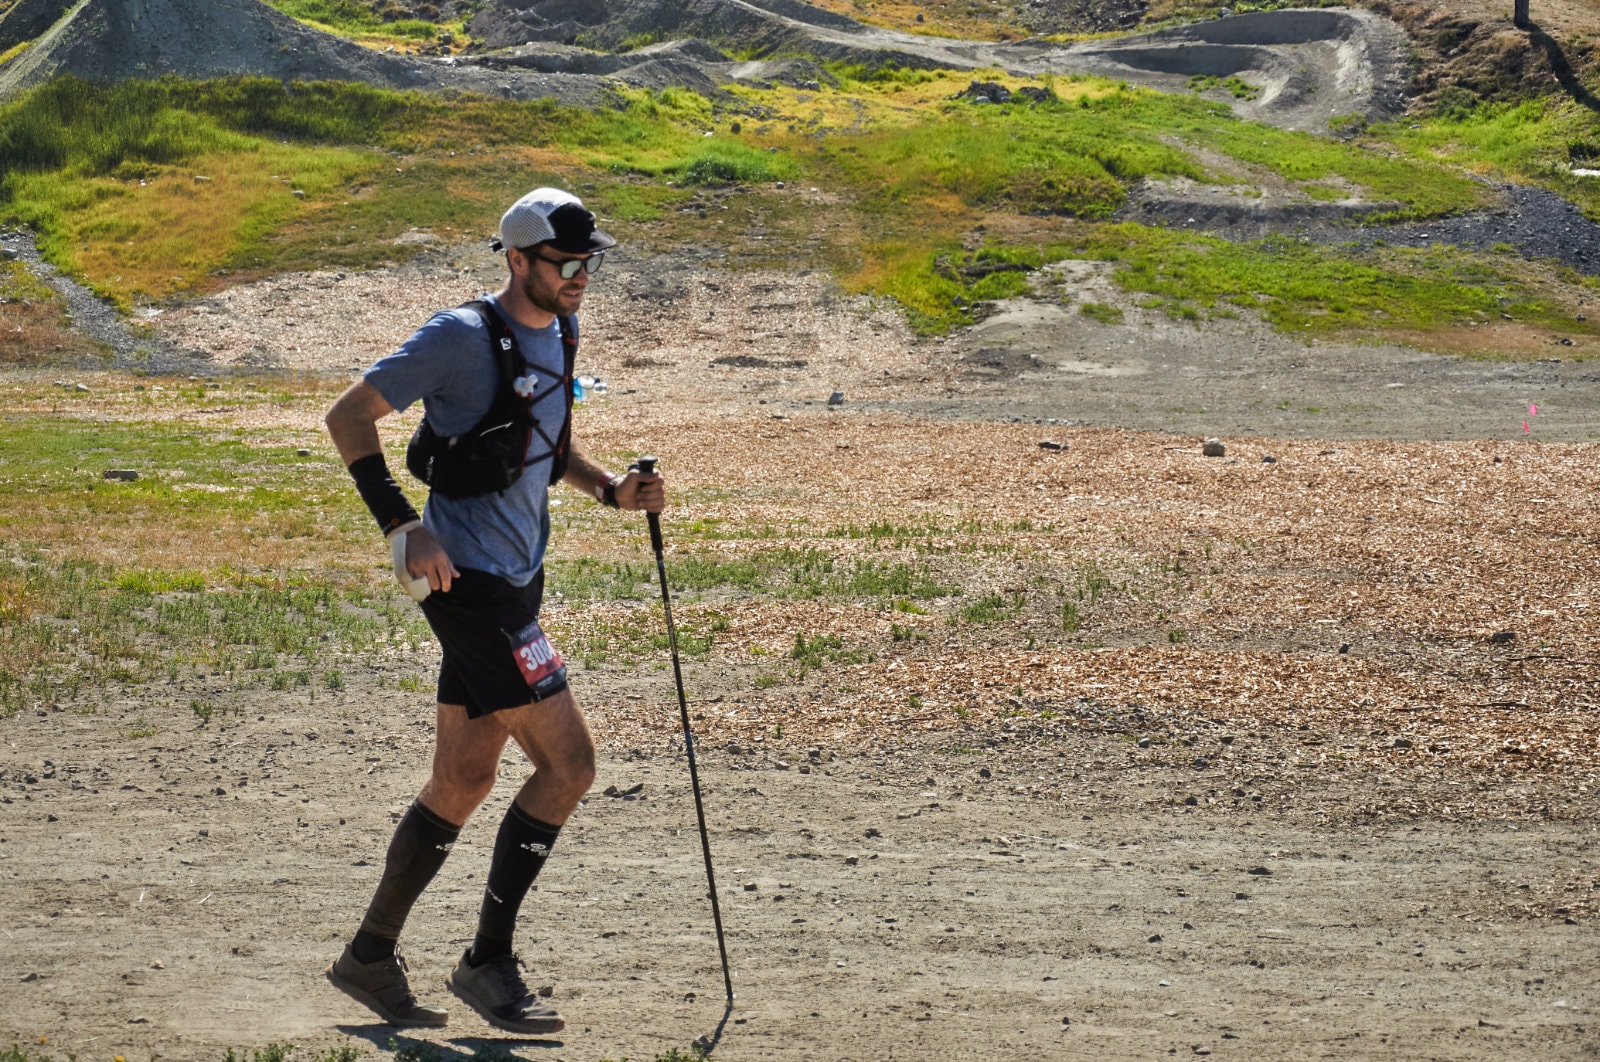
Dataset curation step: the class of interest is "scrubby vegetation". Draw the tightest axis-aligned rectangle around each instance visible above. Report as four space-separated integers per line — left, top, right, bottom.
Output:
4 66 1576 344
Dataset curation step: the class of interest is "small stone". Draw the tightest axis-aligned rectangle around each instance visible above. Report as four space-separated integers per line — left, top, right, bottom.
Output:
1489 630 1516 644
1184 795 1198 806
1234 892 1250 900
603 785 620 797
1201 438 1226 457
1247 866 1272 876
21 972 37 982
1261 455 1277 463
103 470 138 481
1148 933 1163 943
1339 643 1350 654
1159 979 1171 986
844 856 859 866
1183 922 1195 930
1137 737 1151 749
743 882 758 891
775 181 785 189
978 767 992 779
864 827 882 838
537 985 554 998
827 391 844 406
150 960 164 969
75 383 90 393
1039 439 1064 451
1194 757 1209 768
296 448 311 457
128 1016 149 1024
1390 738 1413 749
292 190 306 199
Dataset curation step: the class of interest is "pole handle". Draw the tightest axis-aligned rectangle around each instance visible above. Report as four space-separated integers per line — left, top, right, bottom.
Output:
636 455 663 553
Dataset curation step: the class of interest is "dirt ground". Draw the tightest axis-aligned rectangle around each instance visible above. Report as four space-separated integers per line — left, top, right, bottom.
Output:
3 239 1600 1061
3 702 1597 1062
151 244 1600 442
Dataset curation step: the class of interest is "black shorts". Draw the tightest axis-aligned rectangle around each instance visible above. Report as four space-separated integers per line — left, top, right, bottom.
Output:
417 567 569 718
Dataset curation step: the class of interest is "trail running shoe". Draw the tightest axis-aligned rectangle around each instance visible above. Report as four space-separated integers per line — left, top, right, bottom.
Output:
446 950 565 1035
326 944 448 1028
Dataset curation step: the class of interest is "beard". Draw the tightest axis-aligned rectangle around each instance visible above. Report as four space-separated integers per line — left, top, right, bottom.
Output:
521 270 584 316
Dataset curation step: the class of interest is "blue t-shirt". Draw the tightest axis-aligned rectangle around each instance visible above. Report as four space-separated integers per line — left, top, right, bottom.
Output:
365 294 573 587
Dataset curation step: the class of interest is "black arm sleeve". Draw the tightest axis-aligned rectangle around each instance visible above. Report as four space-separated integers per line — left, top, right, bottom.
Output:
348 453 420 535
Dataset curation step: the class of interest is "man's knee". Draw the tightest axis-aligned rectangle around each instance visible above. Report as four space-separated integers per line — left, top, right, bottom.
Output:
430 760 498 808
544 739 596 800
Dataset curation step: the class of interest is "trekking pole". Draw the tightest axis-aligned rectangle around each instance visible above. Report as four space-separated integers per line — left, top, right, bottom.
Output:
637 456 735 1004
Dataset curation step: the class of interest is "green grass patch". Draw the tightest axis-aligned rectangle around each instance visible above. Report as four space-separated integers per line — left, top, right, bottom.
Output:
1189 74 1260 100
263 0 446 41
1033 224 1599 336
1374 95 1600 221
0 551 430 717
0 78 775 302
547 547 961 604
0 69 1555 348
790 631 873 673
0 414 360 527
1079 300 1124 324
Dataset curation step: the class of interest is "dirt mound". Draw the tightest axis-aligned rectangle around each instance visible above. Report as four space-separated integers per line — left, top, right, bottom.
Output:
0 0 608 103
467 0 1414 132
1060 8 1413 132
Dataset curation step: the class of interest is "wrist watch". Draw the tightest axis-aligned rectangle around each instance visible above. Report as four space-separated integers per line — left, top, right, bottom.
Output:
597 474 624 508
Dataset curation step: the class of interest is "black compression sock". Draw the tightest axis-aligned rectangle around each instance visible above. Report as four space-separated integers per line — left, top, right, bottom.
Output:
473 802 561 960
358 800 461 944
351 929 396 965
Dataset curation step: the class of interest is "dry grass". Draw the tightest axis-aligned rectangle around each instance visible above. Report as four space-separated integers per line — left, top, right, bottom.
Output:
4 372 1596 783
0 298 99 364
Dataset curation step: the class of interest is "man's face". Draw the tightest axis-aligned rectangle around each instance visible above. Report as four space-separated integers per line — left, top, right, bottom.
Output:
517 246 593 316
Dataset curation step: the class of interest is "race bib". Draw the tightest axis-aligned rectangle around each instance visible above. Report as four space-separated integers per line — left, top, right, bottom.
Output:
509 618 568 700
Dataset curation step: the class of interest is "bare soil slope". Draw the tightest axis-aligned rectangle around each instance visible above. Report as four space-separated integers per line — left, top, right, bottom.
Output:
0 0 607 103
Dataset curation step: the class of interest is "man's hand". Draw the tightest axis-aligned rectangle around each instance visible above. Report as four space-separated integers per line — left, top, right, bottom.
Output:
614 467 665 513
401 524 461 593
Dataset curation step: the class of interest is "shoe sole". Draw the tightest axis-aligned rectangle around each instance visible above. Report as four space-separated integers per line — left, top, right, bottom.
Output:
326 965 449 1028
446 973 566 1035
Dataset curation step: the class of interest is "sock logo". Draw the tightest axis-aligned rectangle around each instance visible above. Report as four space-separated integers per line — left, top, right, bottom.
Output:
520 841 549 858
435 842 455 853
486 887 503 905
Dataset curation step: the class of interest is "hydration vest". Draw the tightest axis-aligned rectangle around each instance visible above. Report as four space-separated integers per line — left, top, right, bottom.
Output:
405 300 577 499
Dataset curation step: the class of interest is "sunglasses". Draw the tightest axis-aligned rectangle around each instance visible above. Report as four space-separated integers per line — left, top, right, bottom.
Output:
530 250 605 280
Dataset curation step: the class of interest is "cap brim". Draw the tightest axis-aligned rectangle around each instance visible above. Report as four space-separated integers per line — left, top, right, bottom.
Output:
546 228 616 255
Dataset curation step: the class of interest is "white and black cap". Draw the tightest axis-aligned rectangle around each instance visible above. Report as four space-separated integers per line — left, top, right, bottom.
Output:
493 187 616 255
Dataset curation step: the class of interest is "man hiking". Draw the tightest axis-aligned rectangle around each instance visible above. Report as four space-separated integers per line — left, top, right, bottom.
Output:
323 188 664 1034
